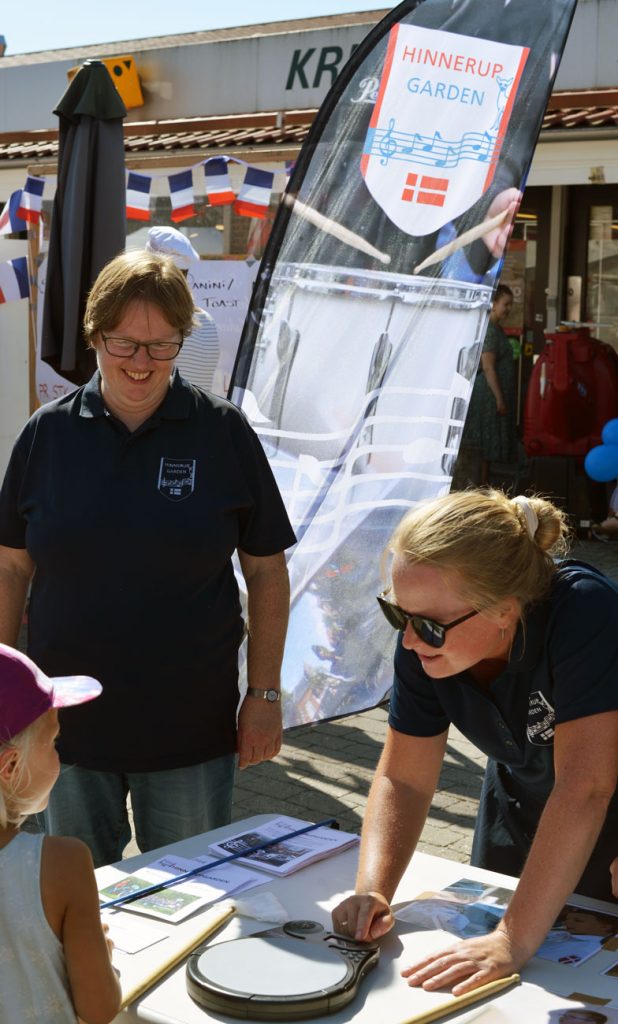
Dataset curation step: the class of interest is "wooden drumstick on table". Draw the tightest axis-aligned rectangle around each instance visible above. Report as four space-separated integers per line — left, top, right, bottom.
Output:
283 194 391 265
119 903 235 1009
397 972 521 1024
413 208 510 275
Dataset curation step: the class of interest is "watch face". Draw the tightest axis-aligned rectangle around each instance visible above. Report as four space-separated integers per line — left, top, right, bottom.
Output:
266 689 280 702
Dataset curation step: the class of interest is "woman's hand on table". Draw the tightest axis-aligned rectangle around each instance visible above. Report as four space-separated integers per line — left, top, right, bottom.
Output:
611 856 618 898
332 891 395 942
401 928 527 995
237 697 282 769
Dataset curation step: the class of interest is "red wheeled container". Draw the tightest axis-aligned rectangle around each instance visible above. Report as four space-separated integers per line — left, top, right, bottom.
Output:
522 327 618 527
524 327 618 458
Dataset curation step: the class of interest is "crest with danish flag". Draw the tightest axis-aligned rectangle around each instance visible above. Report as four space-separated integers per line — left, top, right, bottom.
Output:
361 23 529 236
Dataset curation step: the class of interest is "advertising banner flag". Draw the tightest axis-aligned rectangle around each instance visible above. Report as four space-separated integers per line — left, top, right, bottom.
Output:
230 0 577 729
361 24 529 235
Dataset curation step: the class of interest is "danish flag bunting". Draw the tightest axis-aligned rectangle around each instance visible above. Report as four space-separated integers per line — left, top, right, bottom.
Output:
0 256 30 303
16 176 45 225
204 158 236 206
0 191 28 235
234 167 274 219
168 170 196 223
126 172 152 221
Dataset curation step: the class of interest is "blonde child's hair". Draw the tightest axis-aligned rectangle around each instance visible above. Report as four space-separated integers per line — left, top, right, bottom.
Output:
0 715 47 828
389 488 570 612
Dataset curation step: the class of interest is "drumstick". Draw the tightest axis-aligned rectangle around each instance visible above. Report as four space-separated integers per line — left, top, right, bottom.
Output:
398 973 520 1024
119 903 235 1009
413 208 510 275
283 194 391 265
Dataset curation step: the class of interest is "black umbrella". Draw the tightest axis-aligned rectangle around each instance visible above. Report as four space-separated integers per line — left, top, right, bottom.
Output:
41 59 127 385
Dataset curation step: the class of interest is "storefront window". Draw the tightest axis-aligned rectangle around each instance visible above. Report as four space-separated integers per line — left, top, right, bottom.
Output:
586 204 618 351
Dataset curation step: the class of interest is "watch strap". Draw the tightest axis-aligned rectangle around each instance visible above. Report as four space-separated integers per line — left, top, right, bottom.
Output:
246 686 281 703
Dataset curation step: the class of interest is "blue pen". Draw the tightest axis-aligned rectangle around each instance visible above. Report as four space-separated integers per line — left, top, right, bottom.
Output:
100 817 338 910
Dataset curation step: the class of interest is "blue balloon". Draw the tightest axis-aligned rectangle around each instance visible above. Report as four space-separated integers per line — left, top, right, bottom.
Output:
584 444 618 483
601 419 618 447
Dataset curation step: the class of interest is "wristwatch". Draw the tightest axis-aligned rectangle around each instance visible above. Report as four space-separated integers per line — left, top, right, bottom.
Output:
246 686 281 703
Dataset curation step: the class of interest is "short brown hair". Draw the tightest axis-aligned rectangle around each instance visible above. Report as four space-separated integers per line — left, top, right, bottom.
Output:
83 250 195 345
389 488 569 612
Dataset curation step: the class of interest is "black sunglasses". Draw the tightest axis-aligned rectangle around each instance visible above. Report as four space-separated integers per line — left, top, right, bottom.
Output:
376 591 478 649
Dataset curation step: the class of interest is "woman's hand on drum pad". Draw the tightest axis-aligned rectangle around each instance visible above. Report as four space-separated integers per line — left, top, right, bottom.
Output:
332 892 394 942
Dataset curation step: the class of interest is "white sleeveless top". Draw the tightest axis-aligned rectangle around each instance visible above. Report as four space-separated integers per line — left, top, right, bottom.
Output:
175 307 220 393
0 832 77 1023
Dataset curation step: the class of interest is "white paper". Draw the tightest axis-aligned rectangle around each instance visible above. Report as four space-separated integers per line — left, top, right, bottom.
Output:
101 911 168 954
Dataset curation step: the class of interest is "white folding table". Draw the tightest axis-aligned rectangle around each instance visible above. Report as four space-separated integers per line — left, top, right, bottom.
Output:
104 814 618 1024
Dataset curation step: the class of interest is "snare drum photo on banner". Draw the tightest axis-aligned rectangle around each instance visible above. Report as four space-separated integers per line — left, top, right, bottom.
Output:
231 0 577 728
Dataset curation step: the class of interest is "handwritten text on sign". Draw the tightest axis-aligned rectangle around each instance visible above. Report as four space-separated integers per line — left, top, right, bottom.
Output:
361 24 528 236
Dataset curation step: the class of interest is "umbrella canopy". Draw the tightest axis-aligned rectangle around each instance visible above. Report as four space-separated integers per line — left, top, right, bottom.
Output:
41 59 127 384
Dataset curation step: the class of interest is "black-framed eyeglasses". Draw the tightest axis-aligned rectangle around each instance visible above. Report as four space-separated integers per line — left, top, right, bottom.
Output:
376 590 478 649
101 332 183 361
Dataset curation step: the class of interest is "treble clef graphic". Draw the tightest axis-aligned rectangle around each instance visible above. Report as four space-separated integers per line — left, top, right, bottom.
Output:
379 118 398 165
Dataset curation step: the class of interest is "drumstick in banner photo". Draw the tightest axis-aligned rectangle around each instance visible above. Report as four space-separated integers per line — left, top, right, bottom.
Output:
413 207 510 275
283 194 391 265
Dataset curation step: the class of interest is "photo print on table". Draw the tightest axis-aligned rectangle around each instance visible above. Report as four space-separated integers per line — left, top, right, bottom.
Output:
536 905 618 967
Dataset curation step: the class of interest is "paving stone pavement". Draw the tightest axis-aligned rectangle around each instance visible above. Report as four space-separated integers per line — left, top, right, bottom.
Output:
229 538 618 865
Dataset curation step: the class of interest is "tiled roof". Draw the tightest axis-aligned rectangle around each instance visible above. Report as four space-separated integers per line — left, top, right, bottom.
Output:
0 92 616 167
543 89 618 130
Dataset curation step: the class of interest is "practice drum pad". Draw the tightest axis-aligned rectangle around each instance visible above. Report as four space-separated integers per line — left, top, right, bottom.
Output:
186 919 380 1020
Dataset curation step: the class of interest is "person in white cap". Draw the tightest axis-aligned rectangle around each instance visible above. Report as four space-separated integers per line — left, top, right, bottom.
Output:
0 644 121 1024
145 225 221 393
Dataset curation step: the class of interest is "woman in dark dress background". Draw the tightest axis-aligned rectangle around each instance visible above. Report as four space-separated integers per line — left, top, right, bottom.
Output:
463 285 517 484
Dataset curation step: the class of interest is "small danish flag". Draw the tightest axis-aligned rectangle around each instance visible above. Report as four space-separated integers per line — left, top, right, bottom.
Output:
401 173 449 207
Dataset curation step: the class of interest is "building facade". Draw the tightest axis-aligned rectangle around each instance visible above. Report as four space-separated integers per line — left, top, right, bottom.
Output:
0 2 616 473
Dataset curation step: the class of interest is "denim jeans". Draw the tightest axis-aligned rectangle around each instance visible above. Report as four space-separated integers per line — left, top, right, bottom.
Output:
42 754 236 867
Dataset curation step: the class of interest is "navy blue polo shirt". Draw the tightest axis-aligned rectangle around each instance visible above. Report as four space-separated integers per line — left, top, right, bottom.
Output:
389 562 618 900
0 372 296 772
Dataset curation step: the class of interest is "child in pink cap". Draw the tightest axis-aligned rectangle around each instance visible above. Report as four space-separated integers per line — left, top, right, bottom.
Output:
0 643 121 1023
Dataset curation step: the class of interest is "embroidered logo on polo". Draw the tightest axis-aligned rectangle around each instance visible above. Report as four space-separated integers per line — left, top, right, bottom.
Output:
526 690 555 745
157 458 196 501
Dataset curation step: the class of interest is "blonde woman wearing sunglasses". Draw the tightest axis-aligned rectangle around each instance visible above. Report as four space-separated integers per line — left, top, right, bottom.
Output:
333 489 618 996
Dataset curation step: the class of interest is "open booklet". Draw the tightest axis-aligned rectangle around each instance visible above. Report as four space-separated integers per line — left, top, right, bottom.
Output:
206 815 359 877
97 852 263 923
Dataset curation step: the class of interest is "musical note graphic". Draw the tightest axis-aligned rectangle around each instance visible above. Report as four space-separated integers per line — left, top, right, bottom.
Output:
379 118 398 165
364 123 501 170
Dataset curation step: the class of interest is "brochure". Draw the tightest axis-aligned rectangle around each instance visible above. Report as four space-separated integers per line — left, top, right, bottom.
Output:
207 815 359 876
97 853 263 923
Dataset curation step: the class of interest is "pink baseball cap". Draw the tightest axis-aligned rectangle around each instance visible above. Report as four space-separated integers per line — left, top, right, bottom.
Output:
0 643 102 743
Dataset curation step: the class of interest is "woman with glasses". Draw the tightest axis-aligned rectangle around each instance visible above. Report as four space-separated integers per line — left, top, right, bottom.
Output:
333 489 618 993
0 250 296 866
